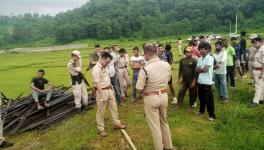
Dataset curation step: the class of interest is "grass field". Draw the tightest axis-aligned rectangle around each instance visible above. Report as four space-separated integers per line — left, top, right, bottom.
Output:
0 38 264 150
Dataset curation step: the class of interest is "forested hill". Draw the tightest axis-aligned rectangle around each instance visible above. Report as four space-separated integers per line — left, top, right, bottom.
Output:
0 0 263 48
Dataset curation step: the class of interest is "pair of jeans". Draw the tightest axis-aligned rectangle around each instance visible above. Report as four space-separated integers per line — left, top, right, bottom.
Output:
110 74 121 104
32 90 52 103
226 66 235 87
198 84 215 118
214 73 228 100
132 69 140 99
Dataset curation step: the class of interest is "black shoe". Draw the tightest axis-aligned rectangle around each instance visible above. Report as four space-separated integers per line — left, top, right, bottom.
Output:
248 102 258 108
0 141 14 148
82 105 93 111
76 108 85 114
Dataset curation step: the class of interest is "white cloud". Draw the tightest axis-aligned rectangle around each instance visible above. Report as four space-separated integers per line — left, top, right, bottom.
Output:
0 0 88 16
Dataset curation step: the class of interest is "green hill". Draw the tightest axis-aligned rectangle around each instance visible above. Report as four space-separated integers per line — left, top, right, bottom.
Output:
0 0 263 48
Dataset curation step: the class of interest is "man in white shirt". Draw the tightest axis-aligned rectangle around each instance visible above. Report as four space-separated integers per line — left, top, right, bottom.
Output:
130 47 145 102
213 41 228 104
196 42 216 121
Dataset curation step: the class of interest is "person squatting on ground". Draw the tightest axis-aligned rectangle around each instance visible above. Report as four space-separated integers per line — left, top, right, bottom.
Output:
31 69 53 110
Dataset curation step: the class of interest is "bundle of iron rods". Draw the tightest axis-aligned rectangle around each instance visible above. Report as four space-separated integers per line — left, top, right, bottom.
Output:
1 86 96 135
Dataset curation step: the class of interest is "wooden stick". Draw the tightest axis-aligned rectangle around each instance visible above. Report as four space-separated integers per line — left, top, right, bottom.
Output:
120 129 137 150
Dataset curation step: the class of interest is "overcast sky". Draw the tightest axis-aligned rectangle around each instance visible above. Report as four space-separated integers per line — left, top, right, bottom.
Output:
0 0 88 16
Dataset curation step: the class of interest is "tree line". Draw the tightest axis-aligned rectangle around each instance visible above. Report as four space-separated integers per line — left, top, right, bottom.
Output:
0 0 263 48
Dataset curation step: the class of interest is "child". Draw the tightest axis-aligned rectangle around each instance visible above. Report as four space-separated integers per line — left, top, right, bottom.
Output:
195 42 216 121
175 47 197 112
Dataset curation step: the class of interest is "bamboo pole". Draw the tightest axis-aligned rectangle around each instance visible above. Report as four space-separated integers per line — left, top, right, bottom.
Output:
120 129 137 150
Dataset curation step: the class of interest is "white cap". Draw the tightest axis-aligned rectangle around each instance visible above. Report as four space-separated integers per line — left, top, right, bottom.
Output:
249 34 258 39
71 50 81 58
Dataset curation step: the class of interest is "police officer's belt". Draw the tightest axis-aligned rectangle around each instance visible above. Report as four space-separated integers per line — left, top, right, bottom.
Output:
143 89 167 96
95 86 111 90
253 67 263 70
71 73 84 85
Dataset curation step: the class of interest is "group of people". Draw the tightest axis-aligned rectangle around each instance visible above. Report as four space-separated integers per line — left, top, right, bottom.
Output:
1 32 263 150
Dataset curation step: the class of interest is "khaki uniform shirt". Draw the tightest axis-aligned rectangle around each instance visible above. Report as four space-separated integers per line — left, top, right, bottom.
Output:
116 56 128 68
136 57 171 93
92 62 112 88
249 47 256 63
253 45 264 68
67 59 82 76
90 52 100 65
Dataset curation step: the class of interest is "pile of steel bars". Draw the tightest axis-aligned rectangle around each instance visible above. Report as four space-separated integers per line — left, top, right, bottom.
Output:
1 86 95 135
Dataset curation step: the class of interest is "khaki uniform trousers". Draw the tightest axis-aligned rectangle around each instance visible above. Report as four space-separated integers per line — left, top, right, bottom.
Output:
117 68 130 97
72 80 88 108
178 45 182 56
248 61 254 79
253 70 264 103
0 99 5 144
143 93 173 150
96 88 121 131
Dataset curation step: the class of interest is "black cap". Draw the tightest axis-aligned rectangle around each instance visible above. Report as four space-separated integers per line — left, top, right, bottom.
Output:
241 31 246 36
119 48 126 53
251 36 262 43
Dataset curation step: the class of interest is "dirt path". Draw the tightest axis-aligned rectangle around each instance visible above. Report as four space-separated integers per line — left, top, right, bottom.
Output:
0 44 88 54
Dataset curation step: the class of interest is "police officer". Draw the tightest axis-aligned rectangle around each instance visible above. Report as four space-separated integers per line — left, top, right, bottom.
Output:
88 44 101 70
92 52 126 137
0 97 13 148
249 36 264 107
136 43 174 150
67 50 89 114
248 34 258 83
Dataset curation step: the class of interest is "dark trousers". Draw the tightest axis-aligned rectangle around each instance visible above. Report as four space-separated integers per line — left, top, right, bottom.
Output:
198 84 215 118
226 66 235 87
132 69 140 99
110 74 121 104
177 81 197 106
168 76 176 97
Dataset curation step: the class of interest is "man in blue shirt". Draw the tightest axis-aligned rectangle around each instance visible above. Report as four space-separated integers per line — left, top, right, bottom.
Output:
164 44 178 104
195 42 216 121
231 37 243 79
